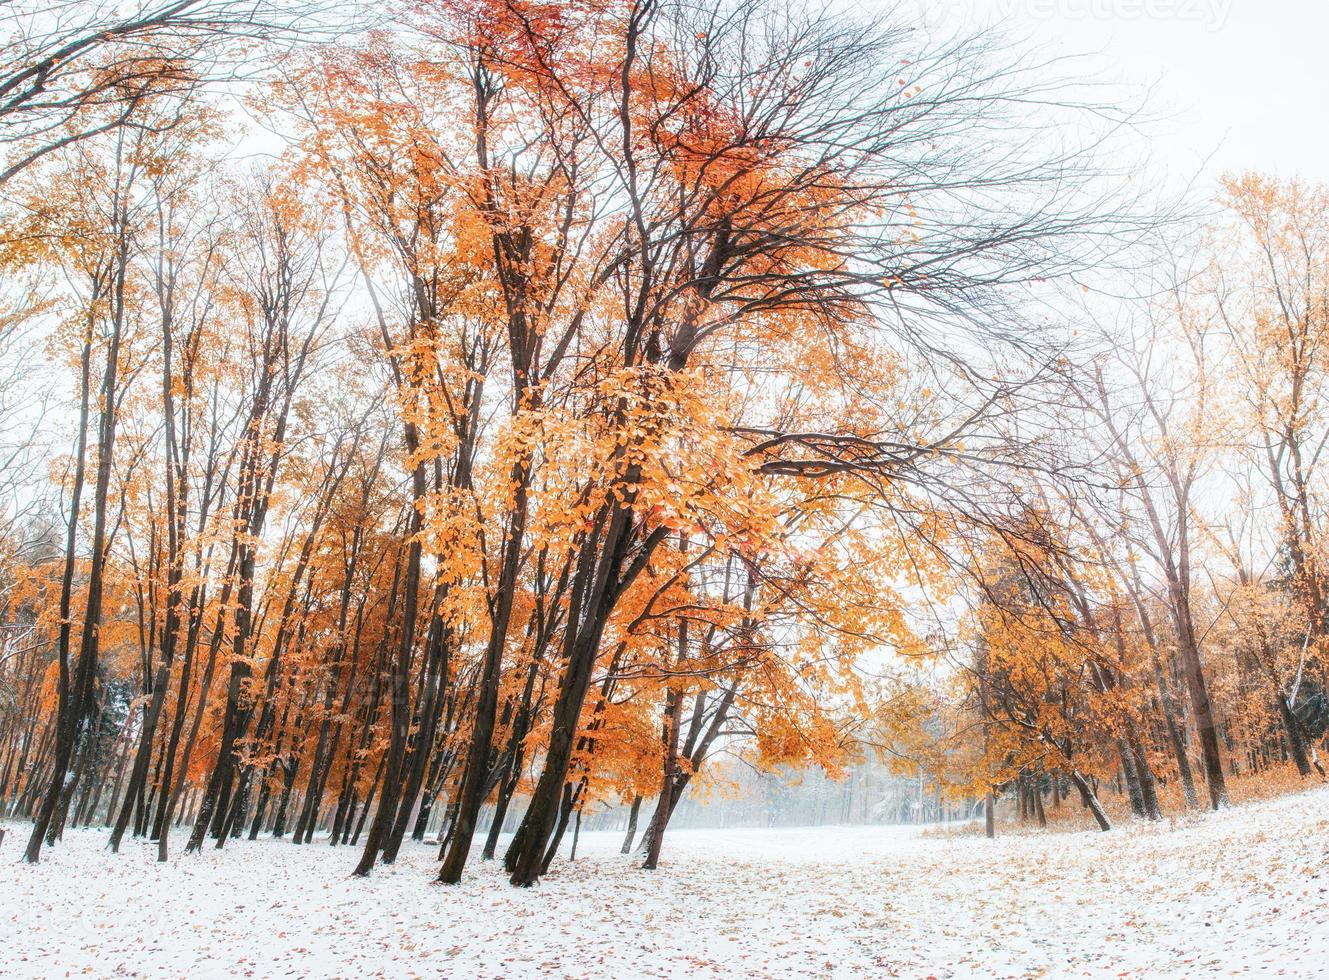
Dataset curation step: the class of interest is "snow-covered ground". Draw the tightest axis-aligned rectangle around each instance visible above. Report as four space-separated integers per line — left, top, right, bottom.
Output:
3 786 1328 978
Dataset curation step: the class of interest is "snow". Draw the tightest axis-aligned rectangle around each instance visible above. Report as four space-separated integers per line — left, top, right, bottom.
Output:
3 786 1328 978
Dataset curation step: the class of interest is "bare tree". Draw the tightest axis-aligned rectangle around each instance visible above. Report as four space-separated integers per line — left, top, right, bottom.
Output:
0 0 341 185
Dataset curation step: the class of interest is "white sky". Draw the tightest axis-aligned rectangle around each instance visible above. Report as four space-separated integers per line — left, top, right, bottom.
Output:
236 2 1329 191
882 0 1329 188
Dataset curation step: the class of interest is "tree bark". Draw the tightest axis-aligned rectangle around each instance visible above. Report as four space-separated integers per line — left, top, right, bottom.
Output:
620 794 642 854
1068 770 1111 831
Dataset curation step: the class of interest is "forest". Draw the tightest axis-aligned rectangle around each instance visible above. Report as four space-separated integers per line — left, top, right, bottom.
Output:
0 0 1327 975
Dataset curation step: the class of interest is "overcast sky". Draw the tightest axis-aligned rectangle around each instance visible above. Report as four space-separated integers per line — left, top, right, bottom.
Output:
887 0 1329 187
237 2 1328 193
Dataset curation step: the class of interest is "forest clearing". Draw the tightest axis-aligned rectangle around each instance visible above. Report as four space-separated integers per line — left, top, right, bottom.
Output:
4 784 1328 978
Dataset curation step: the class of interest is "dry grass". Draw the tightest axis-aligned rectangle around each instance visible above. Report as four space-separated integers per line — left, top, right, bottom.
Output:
921 762 1328 839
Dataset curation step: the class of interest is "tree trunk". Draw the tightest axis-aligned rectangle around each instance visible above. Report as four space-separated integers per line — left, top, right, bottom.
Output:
620 795 642 854
568 808 582 862
1130 735 1161 820
1068 770 1111 831
1117 739 1146 818
1153 653 1199 808
1276 695 1313 777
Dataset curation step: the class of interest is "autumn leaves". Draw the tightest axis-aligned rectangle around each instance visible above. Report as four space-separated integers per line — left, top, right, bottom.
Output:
0 0 1213 889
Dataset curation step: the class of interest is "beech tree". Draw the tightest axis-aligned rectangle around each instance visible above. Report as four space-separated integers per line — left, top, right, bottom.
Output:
11 0 1326 908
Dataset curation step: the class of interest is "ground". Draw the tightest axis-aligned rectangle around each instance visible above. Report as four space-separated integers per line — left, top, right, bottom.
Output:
3 786 1328 978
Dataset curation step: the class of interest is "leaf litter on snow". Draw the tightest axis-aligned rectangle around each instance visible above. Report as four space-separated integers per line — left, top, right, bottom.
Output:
0 785 1327 977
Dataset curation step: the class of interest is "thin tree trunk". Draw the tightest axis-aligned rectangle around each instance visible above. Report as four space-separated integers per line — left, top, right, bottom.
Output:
1276 695 1313 777
620 795 642 854
1068 770 1111 831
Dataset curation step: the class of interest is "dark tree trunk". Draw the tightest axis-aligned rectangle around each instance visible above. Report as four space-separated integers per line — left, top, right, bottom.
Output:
1130 735 1161 820
568 808 582 862
1117 739 1146 819
24 314 97 863
643 684 683 871
1153 653 1199 808
352 452 427 877
620 794 642 854
438 467 529 883
505 497 661 886
110 667 170 851
1276 695 1313 777
1068 770 1111 831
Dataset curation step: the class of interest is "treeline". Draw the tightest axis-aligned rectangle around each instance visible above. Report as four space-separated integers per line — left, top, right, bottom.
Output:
922 176 1329 831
